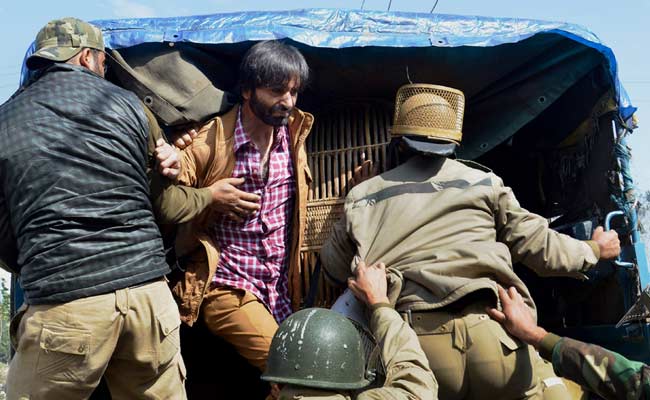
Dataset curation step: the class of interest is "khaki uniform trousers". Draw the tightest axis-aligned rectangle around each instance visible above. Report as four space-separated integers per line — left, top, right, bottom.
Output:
408 298 570 400
200 286 278 371
7 279 187 400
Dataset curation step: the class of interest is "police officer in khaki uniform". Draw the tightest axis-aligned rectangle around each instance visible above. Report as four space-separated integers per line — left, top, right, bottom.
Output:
262 261 437 400
321 84 621 400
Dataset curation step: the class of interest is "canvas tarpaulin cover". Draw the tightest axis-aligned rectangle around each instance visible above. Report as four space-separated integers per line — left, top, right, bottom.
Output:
19 8 637 160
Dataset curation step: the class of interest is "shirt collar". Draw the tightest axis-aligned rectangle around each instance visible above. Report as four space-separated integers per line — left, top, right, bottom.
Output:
233 108 250 153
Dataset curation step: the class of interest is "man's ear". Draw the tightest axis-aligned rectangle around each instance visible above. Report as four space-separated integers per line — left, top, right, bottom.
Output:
241 88 251 101
77 48 94 70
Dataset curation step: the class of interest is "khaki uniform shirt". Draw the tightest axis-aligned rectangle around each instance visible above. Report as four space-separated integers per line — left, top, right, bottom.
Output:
321 155 599 315
278 306 437 400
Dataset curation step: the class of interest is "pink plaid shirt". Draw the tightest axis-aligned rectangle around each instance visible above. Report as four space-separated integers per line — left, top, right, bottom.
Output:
212 110 295 322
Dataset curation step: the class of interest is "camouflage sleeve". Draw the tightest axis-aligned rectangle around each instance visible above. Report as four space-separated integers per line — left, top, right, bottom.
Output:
548 335 650 400
144 105 213 224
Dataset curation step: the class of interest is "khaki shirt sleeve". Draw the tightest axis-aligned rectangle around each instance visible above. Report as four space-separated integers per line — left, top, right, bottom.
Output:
145 105 212 224
320 204 357 287
493 175 598 277
358 306 437 400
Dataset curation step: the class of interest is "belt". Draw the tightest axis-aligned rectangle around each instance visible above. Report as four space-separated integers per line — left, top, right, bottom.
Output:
401 289 496 333
439 289 496 312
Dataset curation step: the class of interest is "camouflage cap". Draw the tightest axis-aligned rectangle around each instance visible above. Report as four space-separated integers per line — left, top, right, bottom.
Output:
26 17 105 69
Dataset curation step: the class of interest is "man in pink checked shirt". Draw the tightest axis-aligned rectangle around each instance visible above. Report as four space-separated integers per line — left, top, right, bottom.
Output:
165 40 314 375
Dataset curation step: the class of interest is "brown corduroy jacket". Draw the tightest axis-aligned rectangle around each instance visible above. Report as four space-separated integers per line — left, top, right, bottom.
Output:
165 104 314 325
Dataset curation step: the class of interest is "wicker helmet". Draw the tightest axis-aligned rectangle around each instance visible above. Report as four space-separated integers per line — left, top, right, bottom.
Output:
261 308 372 390
392 84 465 147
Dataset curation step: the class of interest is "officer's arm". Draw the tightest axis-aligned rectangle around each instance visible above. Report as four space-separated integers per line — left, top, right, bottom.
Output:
493 176 598 277
541 335 650 400
145 106 212 224
321 209 357 287
359 306 437 400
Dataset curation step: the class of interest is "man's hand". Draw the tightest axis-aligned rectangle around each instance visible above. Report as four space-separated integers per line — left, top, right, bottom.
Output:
486 286 547 348
171 128 198 150
347 261 390 307
591 226 621 260
155 139 181 180
207 177 261 222
348 159 378 190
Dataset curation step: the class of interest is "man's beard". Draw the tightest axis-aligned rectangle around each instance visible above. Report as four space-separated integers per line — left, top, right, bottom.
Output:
250 91 292 127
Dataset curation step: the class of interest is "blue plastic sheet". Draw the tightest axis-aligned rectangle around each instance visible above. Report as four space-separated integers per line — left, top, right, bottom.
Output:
20 8 634 113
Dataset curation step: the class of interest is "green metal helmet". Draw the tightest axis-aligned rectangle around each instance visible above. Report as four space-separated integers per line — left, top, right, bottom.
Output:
262 308 372 390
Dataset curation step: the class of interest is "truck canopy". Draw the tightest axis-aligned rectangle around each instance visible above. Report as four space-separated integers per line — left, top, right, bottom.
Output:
21 8 637 160
16 8 648 383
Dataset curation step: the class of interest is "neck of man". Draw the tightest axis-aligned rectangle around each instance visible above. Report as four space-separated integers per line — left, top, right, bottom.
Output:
241 101 276 175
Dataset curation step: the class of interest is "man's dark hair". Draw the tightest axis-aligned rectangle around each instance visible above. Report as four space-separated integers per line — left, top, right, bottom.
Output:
239 40 309 94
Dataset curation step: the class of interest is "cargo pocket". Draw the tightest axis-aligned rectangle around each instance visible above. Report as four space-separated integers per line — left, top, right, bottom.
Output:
482 319 535 395
157 306 181 370
36 325 91 382
485 318 526 355
497 331 525 353
487 319 525 354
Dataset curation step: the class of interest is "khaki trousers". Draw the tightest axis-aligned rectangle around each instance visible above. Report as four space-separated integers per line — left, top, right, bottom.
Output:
7 279 187 400
409 300 570 400
200 286 278 371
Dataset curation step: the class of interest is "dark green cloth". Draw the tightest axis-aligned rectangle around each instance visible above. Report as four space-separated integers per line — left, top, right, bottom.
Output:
144 106 212 225
538 332 562 361
543 334 650 400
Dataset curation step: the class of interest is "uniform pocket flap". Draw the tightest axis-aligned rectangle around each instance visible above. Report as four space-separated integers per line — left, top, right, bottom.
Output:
488 321 524 352
157 307 181 337
40 325 91 355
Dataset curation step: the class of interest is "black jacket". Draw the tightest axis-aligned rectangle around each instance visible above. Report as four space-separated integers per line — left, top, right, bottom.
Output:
0 64 169 304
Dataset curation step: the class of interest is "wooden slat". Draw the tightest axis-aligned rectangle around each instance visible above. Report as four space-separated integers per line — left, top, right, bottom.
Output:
301 100 393 307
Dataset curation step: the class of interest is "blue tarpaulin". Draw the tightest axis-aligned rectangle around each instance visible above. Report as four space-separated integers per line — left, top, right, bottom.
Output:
20 8 636 117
